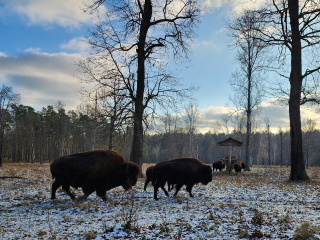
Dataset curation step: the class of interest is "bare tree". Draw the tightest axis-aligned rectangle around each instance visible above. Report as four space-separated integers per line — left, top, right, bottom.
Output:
184 103 200 157
0 85 20 167
82 0 199 165
253 0 320 180
302 118 317 168
213 114 231 135
279 127 283 167
160 112 176 134
265 115 271 166
226 10 268 171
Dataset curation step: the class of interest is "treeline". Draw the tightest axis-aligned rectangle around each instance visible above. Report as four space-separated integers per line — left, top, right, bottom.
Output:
3 103 133 163
2 103 320 167
143 128 320 167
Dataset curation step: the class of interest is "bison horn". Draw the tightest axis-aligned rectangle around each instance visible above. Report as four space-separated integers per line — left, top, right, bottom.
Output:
126 163 130 172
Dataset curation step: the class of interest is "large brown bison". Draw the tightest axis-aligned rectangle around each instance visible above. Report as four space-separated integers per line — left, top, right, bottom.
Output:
152 158 212 200
144 165 174 191
50 150 141 201
234 161 246 174
212 160 226 172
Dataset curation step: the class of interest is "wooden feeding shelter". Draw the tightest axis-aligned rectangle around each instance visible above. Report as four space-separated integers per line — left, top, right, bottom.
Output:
217 137 243 173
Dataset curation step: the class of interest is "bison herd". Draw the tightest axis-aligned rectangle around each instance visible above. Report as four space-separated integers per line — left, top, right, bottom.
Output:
50 150 246 201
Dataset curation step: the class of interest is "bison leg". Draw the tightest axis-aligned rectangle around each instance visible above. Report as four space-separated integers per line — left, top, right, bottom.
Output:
154 180 168 200
144 178 151 191
51 180 62 199
154 183 159 200
157 179 169 196
167 182 175 191
97 193 107 201
160 185 169 197
82 186 95 199
173 184 183 196
186 184 194 197
62 184 76 200
96 188 107 201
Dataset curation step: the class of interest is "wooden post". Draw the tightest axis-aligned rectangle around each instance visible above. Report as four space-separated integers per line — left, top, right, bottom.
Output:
229 139 232 174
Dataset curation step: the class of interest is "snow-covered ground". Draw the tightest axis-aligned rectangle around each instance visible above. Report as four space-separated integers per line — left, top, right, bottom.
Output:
0 164 319 239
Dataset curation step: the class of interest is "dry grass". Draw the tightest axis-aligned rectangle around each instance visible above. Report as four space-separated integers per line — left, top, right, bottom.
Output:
293 223 318 240
141 163 155 177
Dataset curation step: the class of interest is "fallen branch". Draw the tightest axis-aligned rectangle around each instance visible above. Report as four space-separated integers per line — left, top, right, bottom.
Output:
0 176 26 179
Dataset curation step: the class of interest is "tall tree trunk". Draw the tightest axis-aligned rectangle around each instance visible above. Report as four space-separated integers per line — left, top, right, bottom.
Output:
280 131 283 167
245 110 251 171
130 0 152 165
267 124 271 166
0 123 5 166
0 137 3 167
108 117 115 150
245 40 252 171
288 0 309 181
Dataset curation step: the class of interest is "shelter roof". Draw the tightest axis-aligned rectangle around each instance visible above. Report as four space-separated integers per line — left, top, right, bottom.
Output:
217 137 243 147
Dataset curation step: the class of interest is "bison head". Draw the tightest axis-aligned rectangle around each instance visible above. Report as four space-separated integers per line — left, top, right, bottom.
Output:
241 162 246 169
200 165 213 185
120 162 141 190
222 162 226 169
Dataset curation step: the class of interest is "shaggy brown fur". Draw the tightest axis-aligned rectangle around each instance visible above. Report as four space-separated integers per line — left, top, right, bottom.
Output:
212 160 226 172
152 158 212 200
50 150 141 201
238 161 246 169
234 161 246 174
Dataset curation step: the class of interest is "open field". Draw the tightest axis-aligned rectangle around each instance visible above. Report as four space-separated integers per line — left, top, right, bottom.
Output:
1 163 320 239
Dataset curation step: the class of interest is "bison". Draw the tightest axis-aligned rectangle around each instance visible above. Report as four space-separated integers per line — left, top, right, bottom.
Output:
144 165 174 191
212 160 226 172
50 150 141 201
144 165 155 191
152 158 212 200
234 161 246 174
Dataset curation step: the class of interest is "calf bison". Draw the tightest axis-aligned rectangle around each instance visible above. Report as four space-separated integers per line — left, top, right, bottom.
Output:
50 150 141 201
212 160 226 172
234 161 246 174
152 158 212 200
144 165 174 191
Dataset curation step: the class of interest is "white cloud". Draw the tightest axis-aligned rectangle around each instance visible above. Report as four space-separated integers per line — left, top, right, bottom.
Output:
198 98 320 134
193 40 222 52
60 37 89 52
197 102 289 134
0 51 82 110
0 52 7 57
201 0 266 14
0 0 94 28
25 47 41 53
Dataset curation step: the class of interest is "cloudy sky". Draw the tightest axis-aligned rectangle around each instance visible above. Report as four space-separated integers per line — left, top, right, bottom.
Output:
0 0 319 133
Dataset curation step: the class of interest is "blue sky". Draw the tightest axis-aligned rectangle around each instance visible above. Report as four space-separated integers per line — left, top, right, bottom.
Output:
0 0 318 133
